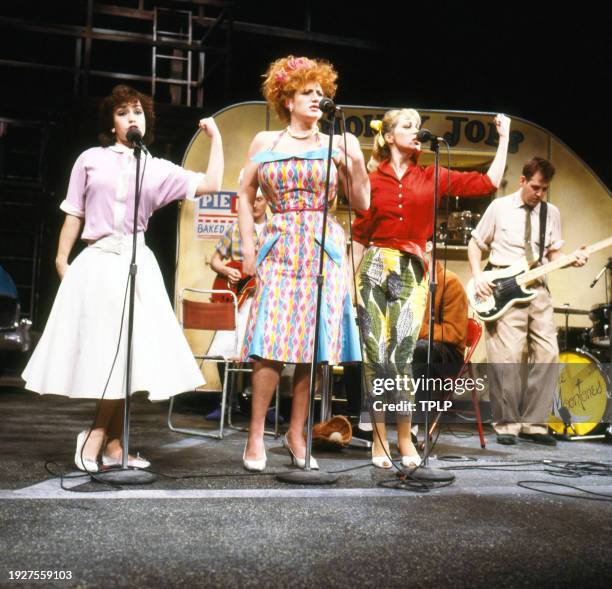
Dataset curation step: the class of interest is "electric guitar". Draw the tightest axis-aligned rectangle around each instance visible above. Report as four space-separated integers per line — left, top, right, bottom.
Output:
467 236 612 322
211 261 256 309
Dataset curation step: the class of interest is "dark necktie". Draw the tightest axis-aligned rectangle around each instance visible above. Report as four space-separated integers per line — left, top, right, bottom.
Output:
523 205 535 265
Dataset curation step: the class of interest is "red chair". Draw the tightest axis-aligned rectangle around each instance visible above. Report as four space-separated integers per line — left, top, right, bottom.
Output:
427 317 486 448
167 287 280 439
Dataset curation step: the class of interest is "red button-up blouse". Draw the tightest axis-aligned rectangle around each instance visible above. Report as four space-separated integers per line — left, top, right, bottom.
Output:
352 158 496 263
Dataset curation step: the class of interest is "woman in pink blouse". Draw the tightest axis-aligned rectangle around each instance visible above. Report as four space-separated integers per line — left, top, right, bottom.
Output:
22 85 223 472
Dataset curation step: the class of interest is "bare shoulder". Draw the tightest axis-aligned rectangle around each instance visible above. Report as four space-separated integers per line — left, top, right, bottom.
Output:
323 132 360 149
343 132 360 146
253 131 279 147
246 131 278 157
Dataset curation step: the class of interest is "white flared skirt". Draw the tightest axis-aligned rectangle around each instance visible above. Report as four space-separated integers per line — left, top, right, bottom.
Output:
22 233 205 400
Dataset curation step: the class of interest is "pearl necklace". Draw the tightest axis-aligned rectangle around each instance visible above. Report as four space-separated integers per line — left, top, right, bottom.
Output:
286 126 319 140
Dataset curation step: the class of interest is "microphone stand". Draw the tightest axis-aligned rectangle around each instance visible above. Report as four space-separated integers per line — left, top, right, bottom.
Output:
97 143 156 485
407 135 454 483
590 258 611 367
277 110 340 485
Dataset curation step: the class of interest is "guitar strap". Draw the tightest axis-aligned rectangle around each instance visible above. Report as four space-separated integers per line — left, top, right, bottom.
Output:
538 201 547 264
482 199 547 271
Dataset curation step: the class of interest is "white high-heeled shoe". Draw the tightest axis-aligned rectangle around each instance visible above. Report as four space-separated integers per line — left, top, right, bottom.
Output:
372 439 393 469
282 434 319 470
371 455 393 469
401 454 422 468
75 430 99 473
243 445 267 472
101 452 151 469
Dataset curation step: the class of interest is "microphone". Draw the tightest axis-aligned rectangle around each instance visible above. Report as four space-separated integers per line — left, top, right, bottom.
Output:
416 129 443 143
126 127 148 153
590 260 611 288
319 97 339 114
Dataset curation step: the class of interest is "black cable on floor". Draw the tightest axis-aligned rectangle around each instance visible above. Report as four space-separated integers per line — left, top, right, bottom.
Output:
437 455 478 462
44 458 374 492
378 477 455 493
516 480 612 502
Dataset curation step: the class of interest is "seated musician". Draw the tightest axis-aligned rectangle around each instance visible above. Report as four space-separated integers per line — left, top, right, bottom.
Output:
412 257 468 382
204 189 268 421
207 189 268 359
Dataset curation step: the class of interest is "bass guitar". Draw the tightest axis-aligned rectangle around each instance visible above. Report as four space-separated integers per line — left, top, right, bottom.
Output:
467 236 612 322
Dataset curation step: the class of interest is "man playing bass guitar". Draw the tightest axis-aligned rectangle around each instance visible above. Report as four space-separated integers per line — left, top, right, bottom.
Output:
468 157 588 446
208 189 268 359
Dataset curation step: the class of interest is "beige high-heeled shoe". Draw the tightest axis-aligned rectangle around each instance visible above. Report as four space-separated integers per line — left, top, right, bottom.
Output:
396 441 422 468
243 445 267 472
102 452 151 469
283 434 319 470
371 455 393 469
371 439 393 469
74 430 99 473
401 454 422 468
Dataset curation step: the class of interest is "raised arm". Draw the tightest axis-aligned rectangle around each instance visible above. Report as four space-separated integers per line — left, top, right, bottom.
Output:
55 214 84 280
238 133 267 276
485 114 511 188
195 117 224 195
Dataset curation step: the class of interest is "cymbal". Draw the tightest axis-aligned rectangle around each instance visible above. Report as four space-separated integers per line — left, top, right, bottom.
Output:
554 305 591 315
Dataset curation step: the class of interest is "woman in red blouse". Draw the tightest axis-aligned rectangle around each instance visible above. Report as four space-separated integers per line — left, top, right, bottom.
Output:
353 108 510 468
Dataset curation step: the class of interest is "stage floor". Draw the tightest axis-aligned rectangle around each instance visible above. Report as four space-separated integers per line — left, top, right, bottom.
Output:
1 389 611 588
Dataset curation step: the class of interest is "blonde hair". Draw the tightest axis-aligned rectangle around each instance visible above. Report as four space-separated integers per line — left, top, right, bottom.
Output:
261 55 338 122
367 108 421 172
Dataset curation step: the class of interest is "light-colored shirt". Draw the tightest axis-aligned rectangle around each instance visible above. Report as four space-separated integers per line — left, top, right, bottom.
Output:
471 190 564 266
215 220 265 261
60 144 204 241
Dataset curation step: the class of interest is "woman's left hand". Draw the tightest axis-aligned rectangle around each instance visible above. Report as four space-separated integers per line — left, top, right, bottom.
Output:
494 114 511 140
199 117 221 139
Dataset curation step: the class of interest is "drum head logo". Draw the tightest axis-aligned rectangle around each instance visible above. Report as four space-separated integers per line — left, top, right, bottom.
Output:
549 351 609 436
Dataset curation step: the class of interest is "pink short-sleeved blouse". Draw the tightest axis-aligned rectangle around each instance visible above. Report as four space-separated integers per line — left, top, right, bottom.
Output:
60 144 204 241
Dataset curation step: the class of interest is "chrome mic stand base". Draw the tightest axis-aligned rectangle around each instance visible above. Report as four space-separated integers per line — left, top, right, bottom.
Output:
95 468 157 485
276 470 339 485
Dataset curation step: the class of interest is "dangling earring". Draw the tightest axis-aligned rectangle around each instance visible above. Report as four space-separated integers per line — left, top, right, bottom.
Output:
111 128 116 134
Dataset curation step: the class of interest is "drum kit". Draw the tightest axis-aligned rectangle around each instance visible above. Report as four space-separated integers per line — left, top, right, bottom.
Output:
549 299 611 440
439 209 481 245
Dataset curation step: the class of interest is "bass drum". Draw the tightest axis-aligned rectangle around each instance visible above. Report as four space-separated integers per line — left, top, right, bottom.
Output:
549 350 611 436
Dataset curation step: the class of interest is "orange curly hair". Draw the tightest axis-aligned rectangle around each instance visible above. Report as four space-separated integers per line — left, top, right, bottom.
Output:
262 55 338 122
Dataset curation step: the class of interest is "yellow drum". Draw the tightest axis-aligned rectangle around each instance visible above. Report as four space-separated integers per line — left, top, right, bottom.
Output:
549 350 610 436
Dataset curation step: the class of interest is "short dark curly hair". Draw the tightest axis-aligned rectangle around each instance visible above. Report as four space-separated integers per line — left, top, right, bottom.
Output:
98 85 155 146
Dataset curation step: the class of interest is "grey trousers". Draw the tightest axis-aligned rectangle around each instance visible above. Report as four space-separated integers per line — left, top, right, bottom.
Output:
485 285 559 435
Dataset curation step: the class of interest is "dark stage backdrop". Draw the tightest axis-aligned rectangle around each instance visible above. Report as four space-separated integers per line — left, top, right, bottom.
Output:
0 0 609 335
